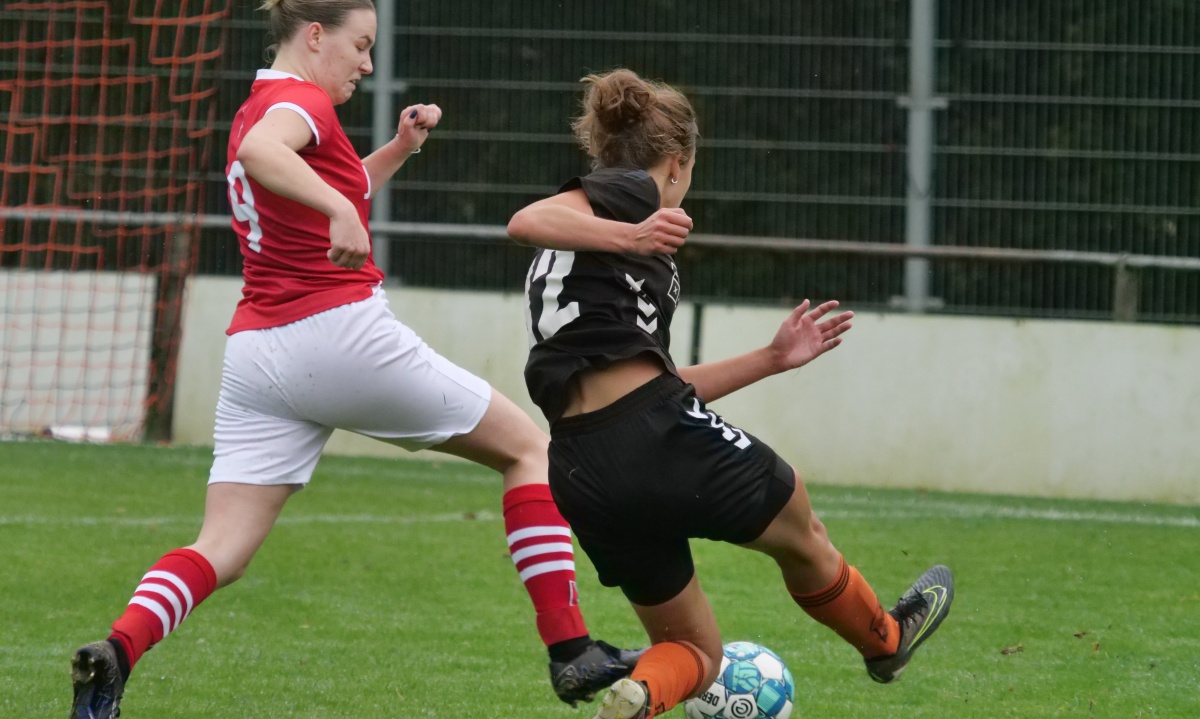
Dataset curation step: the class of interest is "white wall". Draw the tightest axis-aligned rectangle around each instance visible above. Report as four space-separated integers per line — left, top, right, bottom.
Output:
173 277 1200 504
701 306 1200 505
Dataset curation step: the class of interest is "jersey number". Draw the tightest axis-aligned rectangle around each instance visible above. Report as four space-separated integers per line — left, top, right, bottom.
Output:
530 250 580 339
227 160 263 253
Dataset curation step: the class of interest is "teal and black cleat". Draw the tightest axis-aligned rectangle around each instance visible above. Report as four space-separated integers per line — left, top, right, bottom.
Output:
865 564 954 684
551 640 646 707
70 640 125 719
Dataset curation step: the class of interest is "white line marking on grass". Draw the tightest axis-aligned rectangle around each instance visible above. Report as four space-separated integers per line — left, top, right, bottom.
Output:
0 511 500 527
817 496 1200 528
2 502 1197 529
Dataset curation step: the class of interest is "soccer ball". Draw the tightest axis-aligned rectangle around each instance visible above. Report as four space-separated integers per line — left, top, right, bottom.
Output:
683 642 796 719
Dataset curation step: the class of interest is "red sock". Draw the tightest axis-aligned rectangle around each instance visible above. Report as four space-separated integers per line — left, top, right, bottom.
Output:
503 483 588 646
791 555 900 659
108 548 217 669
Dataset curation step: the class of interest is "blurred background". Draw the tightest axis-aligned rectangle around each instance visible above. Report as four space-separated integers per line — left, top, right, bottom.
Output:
2 1 1198 501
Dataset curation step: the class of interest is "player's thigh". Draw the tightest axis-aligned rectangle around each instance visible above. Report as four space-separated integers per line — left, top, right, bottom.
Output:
210 331 333 486
280 298 494 451
431 388 548 477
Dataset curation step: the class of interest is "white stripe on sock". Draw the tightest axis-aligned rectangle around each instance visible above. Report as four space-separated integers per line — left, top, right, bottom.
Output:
506 526 571 547
128 595 172 637
510 542 574 564
518 559 576 582
135 582 183 630
142 570 194 617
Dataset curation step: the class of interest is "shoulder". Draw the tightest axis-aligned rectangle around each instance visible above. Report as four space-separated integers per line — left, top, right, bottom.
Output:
562 168 660 223
248 72 335 118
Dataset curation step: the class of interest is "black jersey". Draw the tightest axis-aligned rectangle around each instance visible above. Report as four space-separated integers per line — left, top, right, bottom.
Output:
524 167 683 423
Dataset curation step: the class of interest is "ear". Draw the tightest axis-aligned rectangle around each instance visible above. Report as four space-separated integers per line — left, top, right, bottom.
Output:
668 154 683 183
304 22 323 52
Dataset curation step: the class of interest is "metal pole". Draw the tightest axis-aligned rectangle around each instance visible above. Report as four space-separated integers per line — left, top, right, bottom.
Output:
900 0 946 312
370 0 397 281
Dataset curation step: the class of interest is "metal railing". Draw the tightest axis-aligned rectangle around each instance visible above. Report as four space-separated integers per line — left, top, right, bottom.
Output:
6 207 1198 324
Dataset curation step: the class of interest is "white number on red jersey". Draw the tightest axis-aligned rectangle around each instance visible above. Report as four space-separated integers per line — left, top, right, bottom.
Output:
227 160 263 253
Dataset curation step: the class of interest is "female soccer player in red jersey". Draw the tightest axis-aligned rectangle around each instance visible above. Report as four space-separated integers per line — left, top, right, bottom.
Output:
67 3 639 717
509 68 956 719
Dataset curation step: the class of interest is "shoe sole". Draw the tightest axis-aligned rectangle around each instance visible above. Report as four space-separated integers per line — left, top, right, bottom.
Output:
594 678 647 719
71 647 99 694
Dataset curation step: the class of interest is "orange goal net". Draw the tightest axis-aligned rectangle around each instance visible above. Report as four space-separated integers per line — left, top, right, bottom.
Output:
1 0 229 440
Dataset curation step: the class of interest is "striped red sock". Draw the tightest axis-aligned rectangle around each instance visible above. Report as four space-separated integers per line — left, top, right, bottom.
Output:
108 548 217 669
503 483 588 646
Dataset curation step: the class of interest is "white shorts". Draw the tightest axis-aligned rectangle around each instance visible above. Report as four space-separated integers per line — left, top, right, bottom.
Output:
209 287 492 485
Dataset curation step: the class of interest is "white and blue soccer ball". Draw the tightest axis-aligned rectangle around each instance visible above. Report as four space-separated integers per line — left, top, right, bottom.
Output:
684 642 796 719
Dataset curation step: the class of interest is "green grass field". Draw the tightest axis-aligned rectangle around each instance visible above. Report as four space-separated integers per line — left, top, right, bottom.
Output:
2 441 1197 718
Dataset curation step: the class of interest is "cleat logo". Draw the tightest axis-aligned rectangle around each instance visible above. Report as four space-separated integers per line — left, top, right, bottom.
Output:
910 585 949 646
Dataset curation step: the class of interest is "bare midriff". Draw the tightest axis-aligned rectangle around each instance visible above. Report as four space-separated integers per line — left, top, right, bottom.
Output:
561 353 668 417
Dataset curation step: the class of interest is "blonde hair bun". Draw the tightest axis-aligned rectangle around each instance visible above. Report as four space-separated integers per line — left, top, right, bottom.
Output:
572 68 698 170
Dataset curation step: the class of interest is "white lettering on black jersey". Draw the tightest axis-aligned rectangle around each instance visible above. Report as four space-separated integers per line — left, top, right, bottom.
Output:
524 168 683 422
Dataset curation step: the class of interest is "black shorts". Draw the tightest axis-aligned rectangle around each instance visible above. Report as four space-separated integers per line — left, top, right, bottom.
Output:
548 374 796 606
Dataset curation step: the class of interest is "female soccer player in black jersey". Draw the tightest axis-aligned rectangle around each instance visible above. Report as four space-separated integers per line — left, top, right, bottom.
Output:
509 68 955 719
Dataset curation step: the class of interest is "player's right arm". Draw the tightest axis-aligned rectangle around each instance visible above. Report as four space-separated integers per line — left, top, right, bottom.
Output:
508 190 691 255
236 108 369 270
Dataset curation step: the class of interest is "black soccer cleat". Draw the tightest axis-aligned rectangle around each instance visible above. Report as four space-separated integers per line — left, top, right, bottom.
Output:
593 677 650 719
864 564 954 684
550 639 646 707
70 641 125 719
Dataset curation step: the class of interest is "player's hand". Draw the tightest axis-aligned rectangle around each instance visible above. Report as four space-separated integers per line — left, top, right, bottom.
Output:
327 206 371 270
629 207 692 255
767 300 853 371
395 103 441 155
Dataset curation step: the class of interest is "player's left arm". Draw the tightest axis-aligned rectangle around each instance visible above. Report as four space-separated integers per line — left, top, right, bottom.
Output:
678 300 853 403
509 192 691 255
362 103 439 197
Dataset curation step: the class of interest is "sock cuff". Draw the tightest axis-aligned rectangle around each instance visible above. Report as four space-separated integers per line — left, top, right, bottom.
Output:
164 547 218 593
502 482 554 513
791 555 849 608
674 641 712 697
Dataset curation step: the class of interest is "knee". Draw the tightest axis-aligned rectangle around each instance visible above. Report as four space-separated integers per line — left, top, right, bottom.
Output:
803 511 831 546
187 543 252 589
216 562 250 589
506 421 550 469
700 647 721 692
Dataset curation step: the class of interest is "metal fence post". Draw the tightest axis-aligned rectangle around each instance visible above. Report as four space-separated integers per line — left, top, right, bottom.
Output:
370 0 397 281
1113 256 1140 322
899 0 947 313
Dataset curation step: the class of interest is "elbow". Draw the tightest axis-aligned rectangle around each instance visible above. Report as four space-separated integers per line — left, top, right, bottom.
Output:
234 142 257 173
235 139 270 175
507 211 534 246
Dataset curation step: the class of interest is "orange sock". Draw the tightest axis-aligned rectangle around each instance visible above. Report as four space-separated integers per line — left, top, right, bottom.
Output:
630 641 711 718
791 556 900 659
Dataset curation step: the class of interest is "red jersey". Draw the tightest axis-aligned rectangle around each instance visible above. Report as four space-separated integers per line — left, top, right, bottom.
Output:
225 69 384 334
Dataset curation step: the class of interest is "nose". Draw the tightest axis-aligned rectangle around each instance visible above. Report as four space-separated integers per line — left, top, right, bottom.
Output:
361 57 373 75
